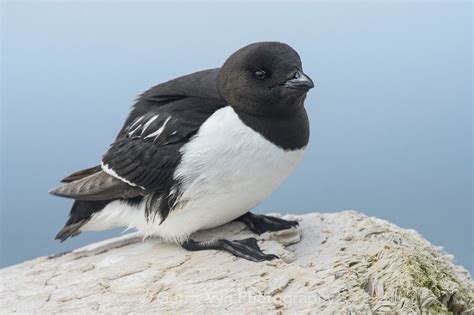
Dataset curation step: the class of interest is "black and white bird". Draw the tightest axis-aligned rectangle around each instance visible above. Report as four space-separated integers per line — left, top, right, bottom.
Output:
50 41 314 262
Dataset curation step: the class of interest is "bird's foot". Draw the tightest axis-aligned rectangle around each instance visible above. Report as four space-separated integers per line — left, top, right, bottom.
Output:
182 237 278 262
234 212 299 235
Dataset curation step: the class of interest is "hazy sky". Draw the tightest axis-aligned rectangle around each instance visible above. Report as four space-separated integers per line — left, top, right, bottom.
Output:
1 1 472 273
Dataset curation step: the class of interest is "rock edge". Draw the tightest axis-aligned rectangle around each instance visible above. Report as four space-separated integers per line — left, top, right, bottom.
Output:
1 211 473 314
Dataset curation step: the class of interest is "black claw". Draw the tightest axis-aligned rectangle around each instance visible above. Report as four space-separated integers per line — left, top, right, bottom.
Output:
182 237 278 262
267 254 279 260
234 212 299 234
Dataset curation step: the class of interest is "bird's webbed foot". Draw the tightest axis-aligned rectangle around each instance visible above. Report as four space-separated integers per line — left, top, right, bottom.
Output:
181 237 278 262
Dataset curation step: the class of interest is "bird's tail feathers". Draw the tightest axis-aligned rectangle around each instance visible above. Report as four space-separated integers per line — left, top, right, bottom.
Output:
54 199 111 243
55 219 88 242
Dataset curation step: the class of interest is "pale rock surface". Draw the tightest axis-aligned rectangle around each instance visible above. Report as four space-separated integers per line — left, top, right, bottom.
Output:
1 211 473 314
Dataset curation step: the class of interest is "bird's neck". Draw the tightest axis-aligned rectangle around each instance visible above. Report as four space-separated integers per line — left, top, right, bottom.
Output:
234 107 309 151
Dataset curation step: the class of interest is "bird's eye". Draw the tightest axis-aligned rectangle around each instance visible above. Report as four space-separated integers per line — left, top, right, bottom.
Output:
254 69 266 80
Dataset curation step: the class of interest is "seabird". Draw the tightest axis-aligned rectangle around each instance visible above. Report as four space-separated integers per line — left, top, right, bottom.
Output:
49 41 314 262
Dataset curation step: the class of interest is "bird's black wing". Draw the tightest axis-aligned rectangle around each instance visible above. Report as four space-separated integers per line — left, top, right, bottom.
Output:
52 69 226 204
103 68 225 191
102 96 225 192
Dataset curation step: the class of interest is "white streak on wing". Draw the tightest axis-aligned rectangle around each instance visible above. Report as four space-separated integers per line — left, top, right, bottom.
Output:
128 116 144 130
101 162 145 190
128 124 142 137
141 115 159 136
144 117 171 141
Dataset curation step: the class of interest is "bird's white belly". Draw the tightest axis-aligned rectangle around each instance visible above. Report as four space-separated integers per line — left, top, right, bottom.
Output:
158 106 305 240
83 107 305 242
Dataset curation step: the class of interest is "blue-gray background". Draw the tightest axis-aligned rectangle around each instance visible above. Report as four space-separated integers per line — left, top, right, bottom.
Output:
1 1 472 273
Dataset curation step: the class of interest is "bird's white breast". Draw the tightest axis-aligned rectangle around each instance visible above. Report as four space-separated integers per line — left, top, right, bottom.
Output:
158 106 305 240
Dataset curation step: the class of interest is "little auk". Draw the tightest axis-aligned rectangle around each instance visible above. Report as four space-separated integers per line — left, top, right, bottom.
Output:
49 41 314 262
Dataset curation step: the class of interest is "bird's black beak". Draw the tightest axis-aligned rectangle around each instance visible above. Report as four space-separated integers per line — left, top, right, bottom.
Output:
282 70 314 91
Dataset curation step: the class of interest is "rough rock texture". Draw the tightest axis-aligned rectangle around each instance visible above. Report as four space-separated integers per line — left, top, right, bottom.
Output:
1 211 473 314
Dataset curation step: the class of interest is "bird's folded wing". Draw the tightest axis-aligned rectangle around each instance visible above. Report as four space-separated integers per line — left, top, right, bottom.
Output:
101 96 225 192
100 68 226 192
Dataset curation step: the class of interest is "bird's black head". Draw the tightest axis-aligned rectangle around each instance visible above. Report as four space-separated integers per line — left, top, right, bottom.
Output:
218 42 314 117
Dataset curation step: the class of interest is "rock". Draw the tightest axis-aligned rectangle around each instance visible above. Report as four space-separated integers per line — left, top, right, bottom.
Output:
1 211 473 313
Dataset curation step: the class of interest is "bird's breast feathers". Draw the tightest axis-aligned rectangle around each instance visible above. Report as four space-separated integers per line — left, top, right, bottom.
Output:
168 106 306 229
